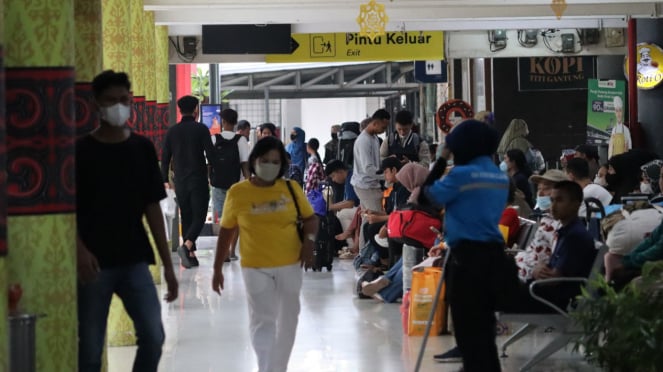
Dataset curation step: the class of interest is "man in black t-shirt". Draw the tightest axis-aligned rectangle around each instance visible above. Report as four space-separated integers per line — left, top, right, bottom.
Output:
76 70 178 372
161 95 216 268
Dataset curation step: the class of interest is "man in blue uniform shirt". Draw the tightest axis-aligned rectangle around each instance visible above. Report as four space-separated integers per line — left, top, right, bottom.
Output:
424 119 509 372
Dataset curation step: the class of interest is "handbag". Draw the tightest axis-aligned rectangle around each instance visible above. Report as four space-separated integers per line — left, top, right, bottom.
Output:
307 188 327 217
387 204 442 249
286 180 304 242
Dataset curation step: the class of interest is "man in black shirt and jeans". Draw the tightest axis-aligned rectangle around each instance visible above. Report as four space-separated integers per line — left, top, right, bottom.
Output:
161 95 216 268
76 70 178 372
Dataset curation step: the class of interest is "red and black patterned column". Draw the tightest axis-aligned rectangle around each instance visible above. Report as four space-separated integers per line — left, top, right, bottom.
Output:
5 68 76 214
4 1 78 368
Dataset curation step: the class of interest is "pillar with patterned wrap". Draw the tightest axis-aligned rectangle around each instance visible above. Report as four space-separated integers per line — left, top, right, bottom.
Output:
155 25 170 157
102 0 131 73
129 0 145 135
144 11 157 148
102 0 139 348
0 0 8 369
4 0 78 370
142 11 163 284
74 0 102 136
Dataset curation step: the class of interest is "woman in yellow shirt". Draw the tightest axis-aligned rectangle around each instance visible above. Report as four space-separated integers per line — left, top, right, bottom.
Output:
212 136 318 372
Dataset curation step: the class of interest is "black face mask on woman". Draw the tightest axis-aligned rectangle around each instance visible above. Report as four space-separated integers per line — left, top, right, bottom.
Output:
290 134 297 141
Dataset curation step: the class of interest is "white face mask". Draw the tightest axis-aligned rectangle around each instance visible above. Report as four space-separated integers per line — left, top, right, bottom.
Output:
640 182 654 194
536 195 552 211
255 162 281 182
100 103 131 127
594 176 607 187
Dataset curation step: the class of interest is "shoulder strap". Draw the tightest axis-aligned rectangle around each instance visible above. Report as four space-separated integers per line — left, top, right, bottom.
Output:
232 134 242 143
286 180 302 220
214 133 222 143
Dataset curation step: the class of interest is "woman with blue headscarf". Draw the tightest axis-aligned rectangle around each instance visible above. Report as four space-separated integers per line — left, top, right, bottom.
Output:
286 127 307 175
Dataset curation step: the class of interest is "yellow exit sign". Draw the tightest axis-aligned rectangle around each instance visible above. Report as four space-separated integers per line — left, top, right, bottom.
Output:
266 31 444 63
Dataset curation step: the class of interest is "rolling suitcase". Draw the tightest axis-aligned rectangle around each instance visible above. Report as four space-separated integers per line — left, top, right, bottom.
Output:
309 184 343 272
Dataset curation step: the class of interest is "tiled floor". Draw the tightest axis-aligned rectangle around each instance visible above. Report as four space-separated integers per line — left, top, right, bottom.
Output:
108 237 601 372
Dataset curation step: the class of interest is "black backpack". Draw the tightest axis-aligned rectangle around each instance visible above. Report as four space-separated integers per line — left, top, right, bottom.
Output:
209 134 242 189
337 121 360 168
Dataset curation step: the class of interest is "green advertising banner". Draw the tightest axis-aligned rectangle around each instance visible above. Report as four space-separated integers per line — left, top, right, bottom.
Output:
586 79 626 145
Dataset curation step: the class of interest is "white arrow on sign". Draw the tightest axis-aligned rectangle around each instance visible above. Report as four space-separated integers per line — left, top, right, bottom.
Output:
425 60 442 75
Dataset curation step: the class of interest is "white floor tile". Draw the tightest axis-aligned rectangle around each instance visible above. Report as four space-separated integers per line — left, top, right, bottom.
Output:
108 237 600 372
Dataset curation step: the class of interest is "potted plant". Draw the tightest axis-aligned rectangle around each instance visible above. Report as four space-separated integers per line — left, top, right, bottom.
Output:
572 261 663 372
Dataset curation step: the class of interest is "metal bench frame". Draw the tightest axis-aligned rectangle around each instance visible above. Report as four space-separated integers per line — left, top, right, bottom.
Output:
498 243 608 371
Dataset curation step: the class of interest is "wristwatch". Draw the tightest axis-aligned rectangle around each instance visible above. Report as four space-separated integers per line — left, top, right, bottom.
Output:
305 233 316 242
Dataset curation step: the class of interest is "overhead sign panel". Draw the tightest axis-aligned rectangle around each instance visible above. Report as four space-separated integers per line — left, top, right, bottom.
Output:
414 60 447 83
266 31 444 63
202 24 292 54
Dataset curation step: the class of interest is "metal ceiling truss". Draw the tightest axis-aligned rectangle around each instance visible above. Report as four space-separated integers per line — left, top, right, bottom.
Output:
220 62 419 99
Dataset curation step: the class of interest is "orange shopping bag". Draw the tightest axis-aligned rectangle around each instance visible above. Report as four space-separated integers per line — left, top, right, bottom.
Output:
408 267 446 336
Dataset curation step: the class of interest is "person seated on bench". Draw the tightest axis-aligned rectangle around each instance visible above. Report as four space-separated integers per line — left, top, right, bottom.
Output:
434 172 567 364
505 181 597 314
360 163 432 301
514 170 567 282
605 218 663 289
326 160 361 252
500 179 522 248
362 157 409 264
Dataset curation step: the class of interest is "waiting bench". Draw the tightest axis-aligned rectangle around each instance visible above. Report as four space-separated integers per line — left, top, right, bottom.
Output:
498 242 608 371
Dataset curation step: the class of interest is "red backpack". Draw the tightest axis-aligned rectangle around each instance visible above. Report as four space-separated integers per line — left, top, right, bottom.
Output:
387 205 442 249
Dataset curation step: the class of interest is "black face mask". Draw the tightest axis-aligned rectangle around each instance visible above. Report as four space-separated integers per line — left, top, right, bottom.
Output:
331 133 338 140
290 134 297 141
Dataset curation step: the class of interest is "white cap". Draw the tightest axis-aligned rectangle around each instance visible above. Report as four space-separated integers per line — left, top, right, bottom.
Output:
640 47 651 54
613 96 623 109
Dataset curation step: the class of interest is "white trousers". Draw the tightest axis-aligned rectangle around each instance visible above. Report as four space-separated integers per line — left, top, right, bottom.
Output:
242 262 303 372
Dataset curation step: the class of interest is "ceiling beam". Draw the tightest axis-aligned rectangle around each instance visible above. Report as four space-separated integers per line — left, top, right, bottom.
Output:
301 68 339 88
153 3 657 25
145 0 660 9
254 72 297 89
346 65 387 87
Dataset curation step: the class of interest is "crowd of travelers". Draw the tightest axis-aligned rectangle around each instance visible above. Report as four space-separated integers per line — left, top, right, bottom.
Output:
77 71 663 372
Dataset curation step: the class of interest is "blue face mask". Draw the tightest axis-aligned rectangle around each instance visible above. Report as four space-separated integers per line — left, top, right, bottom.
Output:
536 196 552 211
499 161 508 172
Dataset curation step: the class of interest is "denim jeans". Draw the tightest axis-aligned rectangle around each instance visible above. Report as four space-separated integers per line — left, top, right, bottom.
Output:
78 263 165 372
402 244 425 293
378 257 404 303
212 187 228 223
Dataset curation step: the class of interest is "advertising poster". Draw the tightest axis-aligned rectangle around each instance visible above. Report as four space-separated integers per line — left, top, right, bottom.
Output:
201 104 222 135
586 79 626 145
624 42 663 90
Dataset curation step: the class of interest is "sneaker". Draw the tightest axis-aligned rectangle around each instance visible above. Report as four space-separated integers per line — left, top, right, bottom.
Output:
339 251 356 259
177 246 193 269
433 346 462 363
361 276 390 297
190 256 199 267
229 254 239 261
